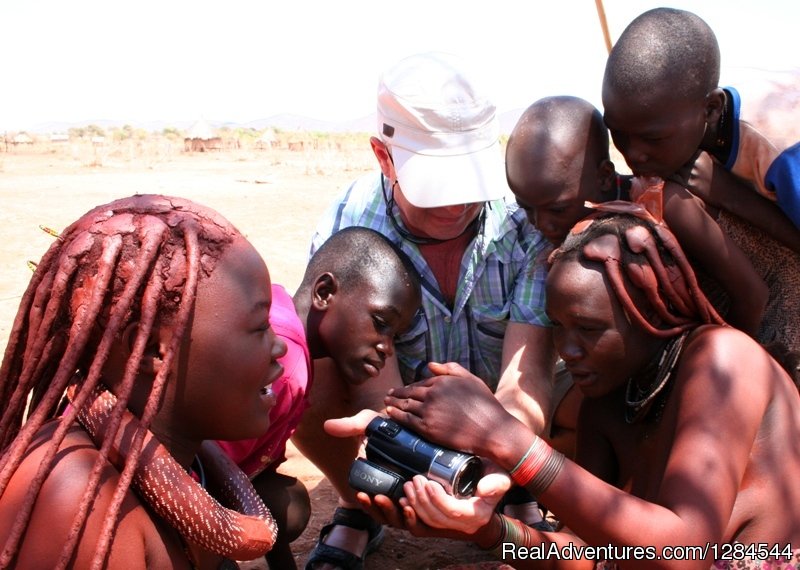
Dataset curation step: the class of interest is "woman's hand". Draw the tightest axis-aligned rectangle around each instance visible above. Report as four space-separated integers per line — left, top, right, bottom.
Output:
384 362 521 458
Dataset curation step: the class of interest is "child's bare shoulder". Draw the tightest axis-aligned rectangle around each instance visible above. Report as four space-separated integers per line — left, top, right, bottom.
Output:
2 422 172 567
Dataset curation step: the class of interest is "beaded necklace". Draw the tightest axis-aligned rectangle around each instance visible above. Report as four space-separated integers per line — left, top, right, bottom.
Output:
625 331 690 424
66 383 278 561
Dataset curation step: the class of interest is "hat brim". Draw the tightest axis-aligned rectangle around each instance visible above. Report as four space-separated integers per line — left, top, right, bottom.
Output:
392 141 508 208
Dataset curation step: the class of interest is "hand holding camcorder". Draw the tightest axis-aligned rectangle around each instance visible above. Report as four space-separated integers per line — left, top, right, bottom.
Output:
348 417 483 500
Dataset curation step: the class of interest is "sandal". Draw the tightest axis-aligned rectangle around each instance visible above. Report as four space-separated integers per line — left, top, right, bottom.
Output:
304 507 385 570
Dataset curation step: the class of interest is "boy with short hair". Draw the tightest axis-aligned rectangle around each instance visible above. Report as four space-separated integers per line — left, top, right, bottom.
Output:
218 226 422 568
505 95 618 248
602 7 800 228
506 95 800 455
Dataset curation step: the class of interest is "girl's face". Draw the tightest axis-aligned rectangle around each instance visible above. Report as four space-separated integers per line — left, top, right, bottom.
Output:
545 257 661 398
165 236 286 443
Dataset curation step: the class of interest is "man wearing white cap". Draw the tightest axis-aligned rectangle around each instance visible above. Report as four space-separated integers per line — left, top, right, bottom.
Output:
293 52 555 569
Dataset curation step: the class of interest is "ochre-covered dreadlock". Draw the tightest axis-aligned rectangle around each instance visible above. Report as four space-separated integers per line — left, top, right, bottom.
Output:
0 195 239 568
549 212 726 337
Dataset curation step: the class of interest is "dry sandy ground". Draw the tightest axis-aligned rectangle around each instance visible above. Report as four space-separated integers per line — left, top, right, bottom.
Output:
0 143 503 569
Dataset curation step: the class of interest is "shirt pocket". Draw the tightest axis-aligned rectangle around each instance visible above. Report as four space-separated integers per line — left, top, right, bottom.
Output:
395 310 430 383
469 303 509 379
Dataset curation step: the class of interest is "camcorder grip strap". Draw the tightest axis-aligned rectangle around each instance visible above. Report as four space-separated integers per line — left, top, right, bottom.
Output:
348 458 406 499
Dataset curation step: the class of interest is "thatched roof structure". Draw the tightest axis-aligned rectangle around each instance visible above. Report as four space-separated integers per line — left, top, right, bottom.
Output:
186 119 215 140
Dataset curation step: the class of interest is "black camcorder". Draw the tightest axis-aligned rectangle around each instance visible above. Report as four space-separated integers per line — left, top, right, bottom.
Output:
348 417 483 500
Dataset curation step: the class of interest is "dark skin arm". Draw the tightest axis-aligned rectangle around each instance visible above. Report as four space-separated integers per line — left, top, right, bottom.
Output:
661 180 767 337
672 152 800 254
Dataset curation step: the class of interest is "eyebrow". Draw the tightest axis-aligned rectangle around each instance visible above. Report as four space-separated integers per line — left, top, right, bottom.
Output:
547 310 604 324
380 304 404 319
571 312 606 324
250 300 271 313
546 200 574 208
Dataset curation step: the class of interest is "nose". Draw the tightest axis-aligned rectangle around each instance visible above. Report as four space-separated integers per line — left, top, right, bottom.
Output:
533 213 569 244
534 211 557 237
439 203 470 216
376 337 395 361
621 139 649 171
610 130 647 168
271 332 287 360
555 330 583 363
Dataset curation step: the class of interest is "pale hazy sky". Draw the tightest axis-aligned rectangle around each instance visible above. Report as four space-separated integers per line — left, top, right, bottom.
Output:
1 0 797 131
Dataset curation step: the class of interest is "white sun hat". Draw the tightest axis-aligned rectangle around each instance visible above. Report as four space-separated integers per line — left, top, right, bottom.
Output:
377 52 507 208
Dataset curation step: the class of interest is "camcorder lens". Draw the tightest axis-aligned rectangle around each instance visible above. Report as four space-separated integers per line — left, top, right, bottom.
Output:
454 456 483 497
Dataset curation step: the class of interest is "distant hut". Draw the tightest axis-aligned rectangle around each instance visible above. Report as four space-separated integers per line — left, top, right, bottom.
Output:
255 128 278 150
184 119 222 152
12 132 33 145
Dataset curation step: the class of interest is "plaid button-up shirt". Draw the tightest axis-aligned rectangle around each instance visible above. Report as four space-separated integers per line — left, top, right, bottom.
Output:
310 172 550 390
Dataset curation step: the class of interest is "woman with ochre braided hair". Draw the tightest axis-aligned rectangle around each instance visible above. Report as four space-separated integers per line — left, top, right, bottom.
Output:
0 195 285 569
329 212 800 569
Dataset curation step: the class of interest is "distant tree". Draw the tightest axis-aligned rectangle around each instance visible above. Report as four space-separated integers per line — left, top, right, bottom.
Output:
86 124 106 138
162 126 183 140
110 128 124 142
234 127 258 144
68 127 86 139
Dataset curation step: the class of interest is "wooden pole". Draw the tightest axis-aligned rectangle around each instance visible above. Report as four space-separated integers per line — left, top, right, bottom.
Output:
595 0 613 54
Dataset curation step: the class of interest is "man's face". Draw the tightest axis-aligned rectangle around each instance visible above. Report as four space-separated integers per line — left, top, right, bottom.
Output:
373 139 485 241
392 183 484 241
603 87 707 178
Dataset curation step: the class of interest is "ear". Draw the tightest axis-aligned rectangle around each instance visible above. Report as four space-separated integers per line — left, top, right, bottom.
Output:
120 321 170 376
370 137 395 180
704 88 726 124
312 272 338 312
597 159 617 195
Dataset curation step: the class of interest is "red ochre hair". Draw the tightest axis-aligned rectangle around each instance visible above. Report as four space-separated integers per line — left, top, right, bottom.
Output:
0 195 239 568
549 212 726 338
